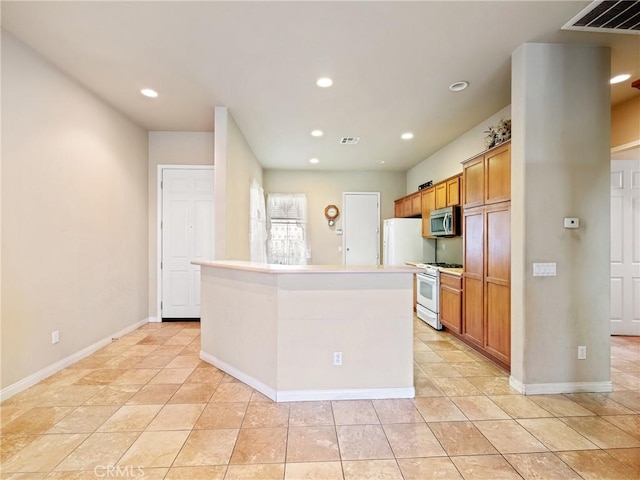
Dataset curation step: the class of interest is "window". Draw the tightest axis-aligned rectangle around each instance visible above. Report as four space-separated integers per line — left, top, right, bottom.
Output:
266 193 309 265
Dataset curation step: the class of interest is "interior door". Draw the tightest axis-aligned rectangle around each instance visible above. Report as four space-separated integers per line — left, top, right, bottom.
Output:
162 168 214 319
343 192 380 265
611 156 640 335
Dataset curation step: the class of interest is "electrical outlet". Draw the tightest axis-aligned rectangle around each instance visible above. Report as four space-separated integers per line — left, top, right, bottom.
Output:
51 330 60 344
333 351 343 366
578 345 586 360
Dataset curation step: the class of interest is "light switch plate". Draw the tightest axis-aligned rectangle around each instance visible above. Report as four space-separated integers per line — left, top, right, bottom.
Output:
533 262 557 276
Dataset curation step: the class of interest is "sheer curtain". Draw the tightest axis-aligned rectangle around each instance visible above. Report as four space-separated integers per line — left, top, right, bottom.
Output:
249 179 268 263
266 193 309 265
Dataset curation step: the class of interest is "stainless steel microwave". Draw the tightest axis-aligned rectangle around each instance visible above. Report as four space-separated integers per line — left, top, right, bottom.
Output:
429 206 460 237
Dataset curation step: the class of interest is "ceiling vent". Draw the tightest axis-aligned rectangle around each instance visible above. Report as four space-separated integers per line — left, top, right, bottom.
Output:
340 137 360 145
563 1 640 34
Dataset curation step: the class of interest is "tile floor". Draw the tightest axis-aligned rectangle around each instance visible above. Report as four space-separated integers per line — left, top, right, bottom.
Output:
1 318 639 479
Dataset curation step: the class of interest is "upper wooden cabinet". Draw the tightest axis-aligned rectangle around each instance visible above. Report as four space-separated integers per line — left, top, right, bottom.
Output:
395 191 422 218
435 183 447 209
421 187 435 236
447 176 460 206
463 141 510 208
395 174 461 220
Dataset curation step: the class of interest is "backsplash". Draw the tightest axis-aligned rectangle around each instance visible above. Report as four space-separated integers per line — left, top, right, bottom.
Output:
423 237 463 265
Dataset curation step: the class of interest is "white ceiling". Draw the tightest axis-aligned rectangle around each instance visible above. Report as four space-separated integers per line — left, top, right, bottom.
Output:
2 1 639 171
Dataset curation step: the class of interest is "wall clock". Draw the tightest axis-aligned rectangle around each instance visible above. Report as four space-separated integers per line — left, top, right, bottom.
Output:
324 204 339 226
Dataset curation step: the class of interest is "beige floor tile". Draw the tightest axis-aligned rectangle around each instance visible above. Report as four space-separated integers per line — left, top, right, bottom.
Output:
97 404 163 432
284 461 343 480
606 390 640 413
74 369 128 385
426 340 462 352
163 335 195 346
450 361 506 377
504 452 583 479
414 351 444 363
2 406 75 435
210 382 254 402
195 402 247 429
289 401 334 426
229 427 287 464
185 367 225 384
118 430 189 468
428 421 498 456
149 345 186 356
451 455 522 480
413 397 467 422
601 414 640 440
84 385 140 405
529 394 597 417
517 417 599 451
489 394 554 418
242 402 290 428
36 385 105 407
1 433 88 473
133 355 175 368
110 368 160 385
0 435 38 462
397 457 463 479
342 460 403 480
166 355 202 368
450 395 511 420
126 384 180 405
286 426 340 462
40 368 94 386
0 406 28 427
432 377 483 396
383 423 446 458
556 450 639 480
224 463 285 479
146 403 205 430
467 376 520 395
53 431 140 471
372 399 424 424
121 344 161 357
474 420 548 454
420 362 464 378
173 429 239 466
437 350 477 363
168 382 217 403
332 400 379 425
165 466 226 479
336 424 393 460
104 356 145 369
414 377 446 397
605 448 640 473
249 391 273 402
565 392 635 415
148 368 195 384
560 416 640 449
47 405 118 433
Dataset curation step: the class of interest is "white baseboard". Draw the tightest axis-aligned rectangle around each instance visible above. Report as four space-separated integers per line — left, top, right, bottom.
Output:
509 376 613 395
200 351 415 402
148 316 161 323
0 318 149 402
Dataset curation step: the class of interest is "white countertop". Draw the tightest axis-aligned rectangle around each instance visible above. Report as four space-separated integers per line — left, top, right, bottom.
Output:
193 260 423 274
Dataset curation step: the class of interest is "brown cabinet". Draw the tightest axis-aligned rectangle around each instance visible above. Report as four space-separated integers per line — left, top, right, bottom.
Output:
461 140 511 369
447 176 460 206
435 183 447 209
395 192 422 217
420 187 435 236
440 273 462 334
394 199 403 218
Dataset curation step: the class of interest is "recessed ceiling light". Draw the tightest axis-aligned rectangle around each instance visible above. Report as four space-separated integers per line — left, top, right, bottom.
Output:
311 130 324 137
140 88 158 98
610 74 631 84
401 132 414 140
449 81 469 92
380 160 386 165
316 77 333 88
309 158 320 164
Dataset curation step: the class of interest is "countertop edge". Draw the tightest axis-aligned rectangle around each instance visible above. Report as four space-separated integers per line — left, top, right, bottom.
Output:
193 260 424 274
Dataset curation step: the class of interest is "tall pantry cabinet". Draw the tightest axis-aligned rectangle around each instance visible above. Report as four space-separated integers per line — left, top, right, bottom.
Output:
462 141 511 369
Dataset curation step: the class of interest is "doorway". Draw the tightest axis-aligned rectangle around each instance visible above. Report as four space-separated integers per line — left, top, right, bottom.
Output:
342 192 380 265
158 166 214 320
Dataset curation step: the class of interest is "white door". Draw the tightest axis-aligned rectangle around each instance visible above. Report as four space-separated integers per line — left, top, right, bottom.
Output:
611 156 640 335
343 192 380 265
162 168 214 318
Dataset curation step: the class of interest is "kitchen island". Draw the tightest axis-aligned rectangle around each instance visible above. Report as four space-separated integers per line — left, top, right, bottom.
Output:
194 260 421 402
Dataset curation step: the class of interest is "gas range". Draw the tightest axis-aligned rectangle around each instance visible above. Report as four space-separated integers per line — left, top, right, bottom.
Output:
416 262 463 276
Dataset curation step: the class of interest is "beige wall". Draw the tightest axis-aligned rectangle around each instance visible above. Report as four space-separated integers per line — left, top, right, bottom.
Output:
147 132 214 318
1 33 149 390
214 107 263 261
511 43 611 390
263 170 406 265
611 96 640 148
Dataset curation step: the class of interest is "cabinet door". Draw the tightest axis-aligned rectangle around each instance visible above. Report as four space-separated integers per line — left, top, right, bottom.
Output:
435 183 447 209
485 142 511 204
463 155 484 208
446 176 460 206
421 188 435 237
440 274 462 334
485 204 510 365
411 192 422 216
394 200 403 218
462 208 484 346
402 196 413 217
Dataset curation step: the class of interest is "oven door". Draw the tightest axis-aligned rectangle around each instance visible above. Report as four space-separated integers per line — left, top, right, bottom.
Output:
416 273 438 313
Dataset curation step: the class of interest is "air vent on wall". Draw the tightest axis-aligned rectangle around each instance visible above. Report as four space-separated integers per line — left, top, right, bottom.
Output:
563 1 640 34
340 137 360 145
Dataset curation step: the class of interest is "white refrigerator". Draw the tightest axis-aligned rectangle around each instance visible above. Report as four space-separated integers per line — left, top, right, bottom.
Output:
382 218 423 266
